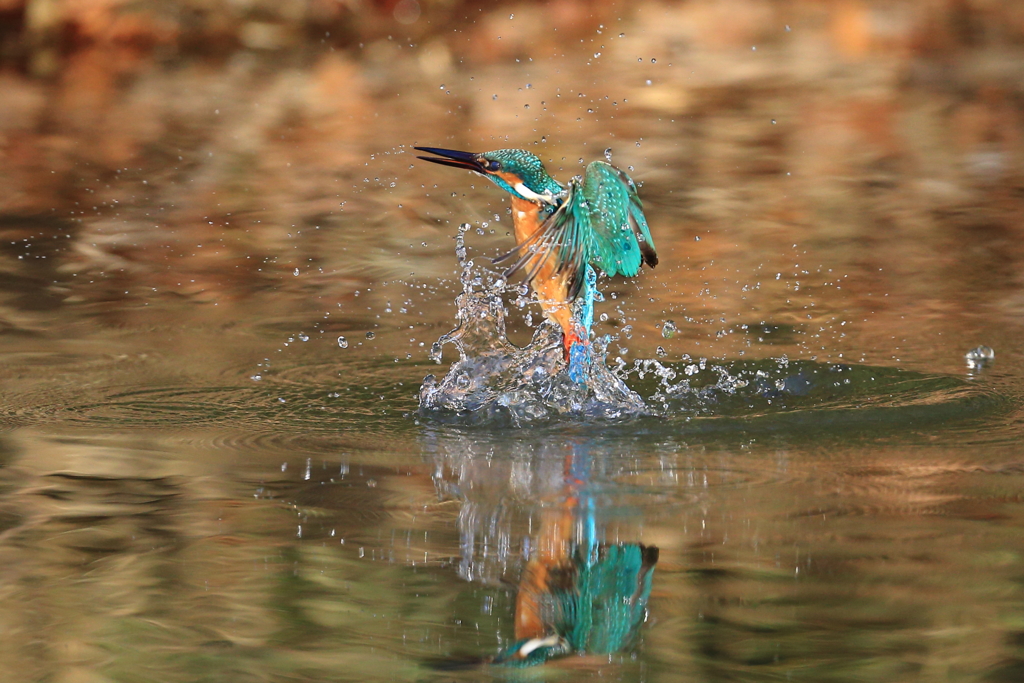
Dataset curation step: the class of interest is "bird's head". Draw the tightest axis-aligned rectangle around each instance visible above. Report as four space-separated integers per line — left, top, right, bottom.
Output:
490 634 571 667
415 147 563 205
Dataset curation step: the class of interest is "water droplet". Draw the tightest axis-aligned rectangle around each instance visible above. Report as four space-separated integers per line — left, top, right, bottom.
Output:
651 58 656 63
367 479 378 488
656 346 667 357
524 103 530 109
771 119 777 124
695 235 701 241
604 148 613 162
619 33 625 38
594 52 602 58
365 331 376 340
662 320 677 338
337 336 348 348
492 94 498 100
785 24 791 31
965 345 995 371
752 45 757 51
439 84 445 89
293 268 300 276
298 332 309 342
645 79 652 86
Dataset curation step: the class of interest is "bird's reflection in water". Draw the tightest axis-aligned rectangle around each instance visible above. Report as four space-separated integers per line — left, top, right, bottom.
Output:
424 429 658 668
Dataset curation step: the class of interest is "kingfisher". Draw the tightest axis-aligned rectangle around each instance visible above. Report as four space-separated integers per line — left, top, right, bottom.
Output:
492 541 659 667
414 146 658 366
489 443 659 667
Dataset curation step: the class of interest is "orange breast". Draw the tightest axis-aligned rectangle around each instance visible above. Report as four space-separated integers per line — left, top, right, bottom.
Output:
514 496 578 639
509 196 544 244
509 197 573 340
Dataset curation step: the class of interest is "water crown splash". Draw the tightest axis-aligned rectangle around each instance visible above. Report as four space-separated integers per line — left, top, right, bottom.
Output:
418 224 645 423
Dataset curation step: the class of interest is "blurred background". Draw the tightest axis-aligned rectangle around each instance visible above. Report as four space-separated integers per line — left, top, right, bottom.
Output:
0 0 1022 368
1 2 1024 682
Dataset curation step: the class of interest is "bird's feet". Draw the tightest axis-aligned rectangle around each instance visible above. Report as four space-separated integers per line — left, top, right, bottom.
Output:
564 330 591 384
562 332 578 361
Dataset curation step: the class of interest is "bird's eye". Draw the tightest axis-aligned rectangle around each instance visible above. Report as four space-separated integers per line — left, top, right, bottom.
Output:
486 160 500 171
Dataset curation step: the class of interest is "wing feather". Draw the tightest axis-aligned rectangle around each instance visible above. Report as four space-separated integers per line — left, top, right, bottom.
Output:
495 180 590 299
495 162 656 301
581 161 657 277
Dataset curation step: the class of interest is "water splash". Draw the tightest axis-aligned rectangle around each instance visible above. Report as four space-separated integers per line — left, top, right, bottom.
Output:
418 285 644 424
418 239 644 423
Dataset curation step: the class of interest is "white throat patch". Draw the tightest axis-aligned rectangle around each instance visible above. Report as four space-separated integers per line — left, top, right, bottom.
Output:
514 183 556 205
517 634 563 657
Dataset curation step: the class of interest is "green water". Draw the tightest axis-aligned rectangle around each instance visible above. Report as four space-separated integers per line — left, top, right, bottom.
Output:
2 1 1024 680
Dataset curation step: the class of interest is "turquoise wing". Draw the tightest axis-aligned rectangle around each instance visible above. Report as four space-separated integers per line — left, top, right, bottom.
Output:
494 180 591 300
581 544 658 654
495 162 656 299
580 161 657 278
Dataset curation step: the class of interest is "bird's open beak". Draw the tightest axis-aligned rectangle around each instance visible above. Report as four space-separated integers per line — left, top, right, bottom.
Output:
414 146 485 173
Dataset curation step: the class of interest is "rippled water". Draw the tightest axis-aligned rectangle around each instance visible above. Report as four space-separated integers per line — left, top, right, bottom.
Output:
2 1 1024 681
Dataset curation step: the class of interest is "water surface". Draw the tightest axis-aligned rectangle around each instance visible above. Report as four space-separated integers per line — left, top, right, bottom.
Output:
1 1 1024 681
